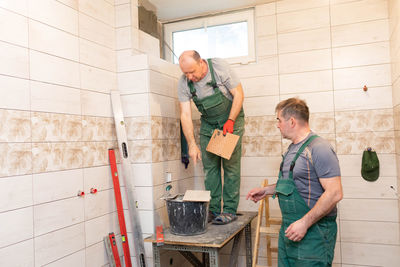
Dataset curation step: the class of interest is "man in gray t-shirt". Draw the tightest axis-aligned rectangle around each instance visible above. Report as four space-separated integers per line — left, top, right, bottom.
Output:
247 98 343 266
178 50 245 225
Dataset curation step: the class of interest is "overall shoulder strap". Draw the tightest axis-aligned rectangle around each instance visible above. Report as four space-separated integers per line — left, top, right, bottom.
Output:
187 81 198 101
290 135 319 171
207 59 218 91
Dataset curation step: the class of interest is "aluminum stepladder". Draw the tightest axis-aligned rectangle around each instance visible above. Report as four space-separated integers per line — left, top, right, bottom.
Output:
110 90 147 267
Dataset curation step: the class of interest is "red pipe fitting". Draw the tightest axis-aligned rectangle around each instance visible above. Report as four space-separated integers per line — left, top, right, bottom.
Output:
90 188 98 194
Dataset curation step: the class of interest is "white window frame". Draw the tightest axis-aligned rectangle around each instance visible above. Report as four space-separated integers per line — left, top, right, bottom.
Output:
163 8 255 65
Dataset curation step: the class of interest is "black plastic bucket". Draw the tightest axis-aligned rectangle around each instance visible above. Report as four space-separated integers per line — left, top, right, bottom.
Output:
166 195 209 236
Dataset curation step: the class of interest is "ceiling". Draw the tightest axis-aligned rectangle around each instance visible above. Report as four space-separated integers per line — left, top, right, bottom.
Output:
146 0 276 22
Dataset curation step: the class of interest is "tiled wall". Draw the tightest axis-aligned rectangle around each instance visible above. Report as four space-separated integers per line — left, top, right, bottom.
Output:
228 0 400 266
1 0 399 266
0 0 120 266
389 0 400 229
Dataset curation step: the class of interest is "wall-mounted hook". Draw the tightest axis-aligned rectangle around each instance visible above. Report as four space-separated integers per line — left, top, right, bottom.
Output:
77 190 85 197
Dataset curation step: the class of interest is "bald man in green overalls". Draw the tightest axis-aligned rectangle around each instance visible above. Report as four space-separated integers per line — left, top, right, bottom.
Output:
178 50 244 225
247 98 343 266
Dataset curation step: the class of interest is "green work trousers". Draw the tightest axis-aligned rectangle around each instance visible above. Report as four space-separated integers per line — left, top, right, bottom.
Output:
199 114 244 214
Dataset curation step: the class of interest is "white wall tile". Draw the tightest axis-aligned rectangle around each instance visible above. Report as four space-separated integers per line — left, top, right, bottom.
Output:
138 30 160 58
255 3 275 17
333 64 391 90
34 197 84 236
339 199 398 222
117 50 148 72
0 0 28 16
80 65 116 93
85 241 110 267
115 3 130 27
57 0 78 10
332 19 389 47
79 13 115 49
331 0 388 26
256 15 276 36
279 49 331 74
334 86 392 111
232 57 279 78
133 163 153 187
0 75 30 110
393 77 400 106
281 91 334 113
116 26 131 50
341 220 399 244
341 242 400 266
280 70 333 94
241 75 279 97
29 50 80 88
28 0 78 35
339 154 397 176
33 169 83 204
121 93 149 117
278 27 331 53
0 240 34 267
79 0 114 27
118 70 148 94
277 6 330 33
150 94 178 118
241 156 281 176
84 165 113 193
257 35 278 58
342 176 398 199
45 250 85 267
277 0 329 13
333 42 390 68
0 7 28 47
79 38 116 72
85 213 119 246
81 92 112 118
29 19 79 61
243 95 280 116
0 41 29 78
149 70 176 96
0 175 32 212
30 81 81 114
0 207 33 247
35 223 85 267
84 189 115 220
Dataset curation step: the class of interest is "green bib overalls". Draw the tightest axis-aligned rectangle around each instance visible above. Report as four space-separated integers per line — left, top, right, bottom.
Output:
275 135 337 267
188 59 244 214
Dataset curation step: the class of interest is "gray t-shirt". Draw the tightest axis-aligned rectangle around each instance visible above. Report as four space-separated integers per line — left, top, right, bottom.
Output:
177 58 240 102
281 132 341 216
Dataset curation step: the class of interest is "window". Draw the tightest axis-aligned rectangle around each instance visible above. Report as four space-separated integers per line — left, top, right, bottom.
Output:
163 9 255 64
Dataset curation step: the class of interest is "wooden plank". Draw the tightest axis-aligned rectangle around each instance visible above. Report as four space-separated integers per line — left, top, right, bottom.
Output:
182 190 211 202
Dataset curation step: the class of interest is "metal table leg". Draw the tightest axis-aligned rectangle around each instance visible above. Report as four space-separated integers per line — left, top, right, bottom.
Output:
245 223 252 267
229 230 243 267
209 247 219 267
152 243 161 267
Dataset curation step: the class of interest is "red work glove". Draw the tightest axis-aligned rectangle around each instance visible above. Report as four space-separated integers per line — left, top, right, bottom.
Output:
223 119 235 135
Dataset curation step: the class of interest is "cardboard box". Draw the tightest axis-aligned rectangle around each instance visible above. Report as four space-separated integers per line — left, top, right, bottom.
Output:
206 129 240 160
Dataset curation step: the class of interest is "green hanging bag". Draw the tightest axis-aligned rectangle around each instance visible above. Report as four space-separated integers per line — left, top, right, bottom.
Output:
361 148 380 182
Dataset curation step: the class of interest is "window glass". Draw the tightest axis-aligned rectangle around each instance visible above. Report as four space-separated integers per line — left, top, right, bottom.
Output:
172 22 248 63
164 9 255 64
